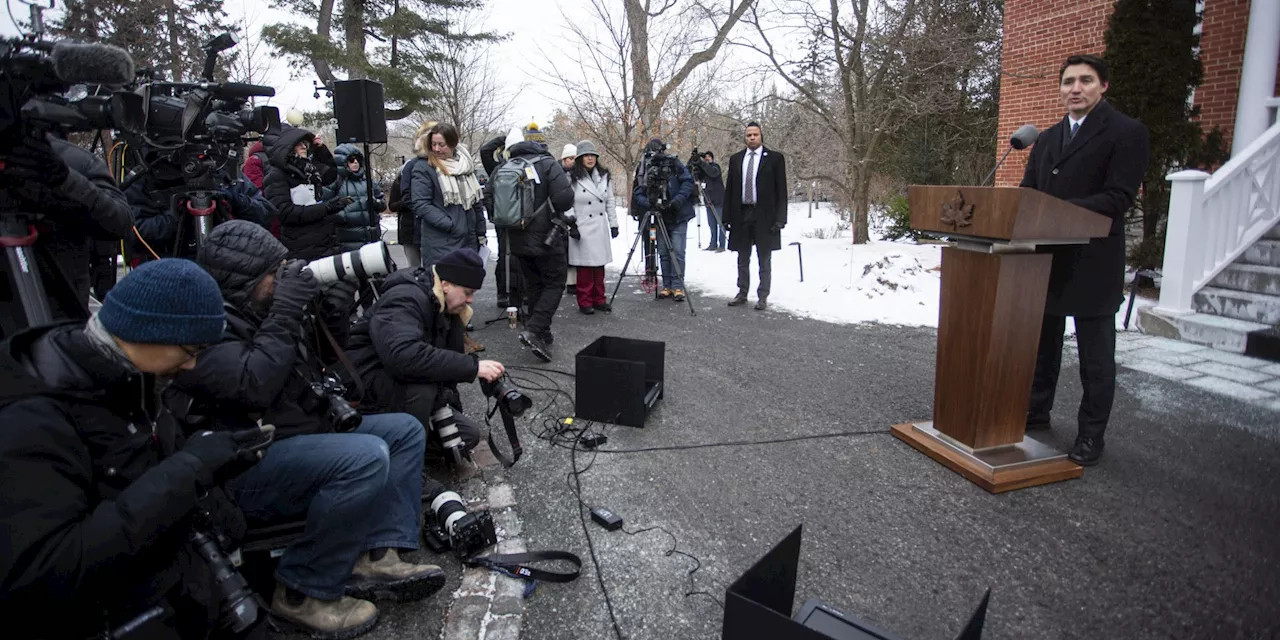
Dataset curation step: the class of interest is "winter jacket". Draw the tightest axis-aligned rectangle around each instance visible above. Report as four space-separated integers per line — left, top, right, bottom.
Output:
568 169 618 267
408 154 487 267
389 159 417 247
261 126 341 261
323 144 386 252
127 176 273 261
501 141 575 258
694 159 726 206
347 267 477 411
632 157 697 227
0 135 132 331
243 140 267 189
0 323 245 639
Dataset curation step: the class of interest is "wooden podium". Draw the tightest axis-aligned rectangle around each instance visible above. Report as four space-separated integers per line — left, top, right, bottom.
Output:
890 186 1112 493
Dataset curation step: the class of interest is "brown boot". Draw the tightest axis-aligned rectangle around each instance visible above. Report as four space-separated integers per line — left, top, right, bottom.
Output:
657 288 673 299
463 334 485 354
347 549 447 602
270 585 378 640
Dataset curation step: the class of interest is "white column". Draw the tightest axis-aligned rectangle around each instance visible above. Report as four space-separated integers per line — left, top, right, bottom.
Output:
1158 170 1212 315
1233 0 1280 155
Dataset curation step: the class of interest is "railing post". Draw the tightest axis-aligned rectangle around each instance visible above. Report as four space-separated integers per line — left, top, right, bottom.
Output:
1157 170 1212 315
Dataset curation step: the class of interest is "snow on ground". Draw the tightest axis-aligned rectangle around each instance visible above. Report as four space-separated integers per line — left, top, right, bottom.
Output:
381 201 1153 332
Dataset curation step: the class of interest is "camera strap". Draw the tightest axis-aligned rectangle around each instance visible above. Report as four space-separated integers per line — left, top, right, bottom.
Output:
464 550 582 583
487 403 523 467
318 320 368 403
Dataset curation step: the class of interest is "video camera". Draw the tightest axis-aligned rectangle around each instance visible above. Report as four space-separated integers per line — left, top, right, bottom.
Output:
640 145 678 214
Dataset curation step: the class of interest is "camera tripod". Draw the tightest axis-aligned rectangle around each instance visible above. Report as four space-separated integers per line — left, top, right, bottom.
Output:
610 207 696 316
1 212 53 332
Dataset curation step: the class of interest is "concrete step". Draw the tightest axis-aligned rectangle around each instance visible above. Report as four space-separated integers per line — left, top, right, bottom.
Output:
1209 263 1280 295
1138 308 1272 353
1240 239 1280 267
1193 286 1280 324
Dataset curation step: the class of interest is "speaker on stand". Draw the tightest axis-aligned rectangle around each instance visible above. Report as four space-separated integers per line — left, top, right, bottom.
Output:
332 79 389 281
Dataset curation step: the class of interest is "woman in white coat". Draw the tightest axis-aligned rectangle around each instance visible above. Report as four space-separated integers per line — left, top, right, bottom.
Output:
567 140 618 314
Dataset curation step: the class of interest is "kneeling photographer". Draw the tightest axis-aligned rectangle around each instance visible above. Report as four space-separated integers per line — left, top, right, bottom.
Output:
0 259 271 639
347 248 506 464
168 221 443 639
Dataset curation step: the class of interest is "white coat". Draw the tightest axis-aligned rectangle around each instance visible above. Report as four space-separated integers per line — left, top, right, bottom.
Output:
567 169 618 267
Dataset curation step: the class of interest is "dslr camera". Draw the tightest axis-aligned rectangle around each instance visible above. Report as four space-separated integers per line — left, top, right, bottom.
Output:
481 374 532 416
303 375 361 432
424 488 498 558
544 210 580 247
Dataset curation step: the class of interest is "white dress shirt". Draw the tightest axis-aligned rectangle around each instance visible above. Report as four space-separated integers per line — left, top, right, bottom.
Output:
742 148 762 204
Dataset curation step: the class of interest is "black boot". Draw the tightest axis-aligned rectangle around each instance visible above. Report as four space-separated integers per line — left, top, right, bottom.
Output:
727 293 748 307
1068 436 1104 466
519 331 553 362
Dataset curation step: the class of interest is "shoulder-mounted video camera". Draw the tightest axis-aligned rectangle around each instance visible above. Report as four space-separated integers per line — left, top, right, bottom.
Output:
641 146 678 213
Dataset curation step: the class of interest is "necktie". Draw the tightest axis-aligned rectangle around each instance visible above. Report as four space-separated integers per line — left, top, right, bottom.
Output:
1069 121 1080 142
744 151 757 204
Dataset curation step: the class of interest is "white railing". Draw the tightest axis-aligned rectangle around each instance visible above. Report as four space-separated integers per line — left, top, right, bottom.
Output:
1157 119 1280 314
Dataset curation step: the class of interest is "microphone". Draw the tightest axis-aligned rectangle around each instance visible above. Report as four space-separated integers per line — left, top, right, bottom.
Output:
217 83 277 99
982 124 1039 186
51 41 136 86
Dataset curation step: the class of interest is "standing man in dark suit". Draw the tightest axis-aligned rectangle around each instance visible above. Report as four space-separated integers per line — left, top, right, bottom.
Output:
1020 54 1149 467
724 122 788 310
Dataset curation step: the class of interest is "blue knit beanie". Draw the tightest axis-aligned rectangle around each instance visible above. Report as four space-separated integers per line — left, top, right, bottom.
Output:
99 259 227 345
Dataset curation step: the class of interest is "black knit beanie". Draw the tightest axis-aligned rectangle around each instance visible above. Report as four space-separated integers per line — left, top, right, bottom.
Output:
434 248 485 290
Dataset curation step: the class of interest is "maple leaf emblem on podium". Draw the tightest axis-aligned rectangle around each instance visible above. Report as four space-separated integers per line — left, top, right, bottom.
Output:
940 190 974 230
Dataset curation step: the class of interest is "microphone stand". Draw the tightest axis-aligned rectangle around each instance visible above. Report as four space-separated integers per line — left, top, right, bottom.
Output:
981 145 1016 187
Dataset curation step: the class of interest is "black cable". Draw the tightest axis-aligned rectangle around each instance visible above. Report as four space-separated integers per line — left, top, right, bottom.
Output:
596 428 891 454
569 424 626 640
621 524 724 609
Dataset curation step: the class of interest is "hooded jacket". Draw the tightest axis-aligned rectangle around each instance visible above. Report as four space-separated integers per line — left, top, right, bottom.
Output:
242 140 267 189
0 323 241 638
346 267 477 410
501 140 575 257
323 144 386 252
261 126 340 261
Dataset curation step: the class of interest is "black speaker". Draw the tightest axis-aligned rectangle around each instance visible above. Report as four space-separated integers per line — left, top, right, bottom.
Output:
333 79 387 143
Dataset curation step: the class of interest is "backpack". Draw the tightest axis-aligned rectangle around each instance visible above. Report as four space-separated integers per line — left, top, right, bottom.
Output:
490 155 540 228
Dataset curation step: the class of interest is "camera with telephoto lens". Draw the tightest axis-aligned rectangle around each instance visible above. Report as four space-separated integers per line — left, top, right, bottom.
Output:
481 374 532 416
188 528 263 634
304 375 361 432
305 241 393 286
424 488 498 558
430 403 467 465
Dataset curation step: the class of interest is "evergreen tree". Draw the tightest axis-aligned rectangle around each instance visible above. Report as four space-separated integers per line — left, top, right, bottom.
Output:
1102 0 1228 268
55 0 231 82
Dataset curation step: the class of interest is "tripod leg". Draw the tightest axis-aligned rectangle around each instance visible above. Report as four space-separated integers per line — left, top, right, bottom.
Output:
608 211 650 307
653 215 696 317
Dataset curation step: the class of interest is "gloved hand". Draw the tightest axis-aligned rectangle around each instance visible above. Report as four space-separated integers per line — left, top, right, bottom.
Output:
770 221 784 233
321 279 358 317
326 196 355 213
271 259 319 320
664 199 682 215
610 227 619 238
436 386 462 411
2 133 69 187
181 425 275 487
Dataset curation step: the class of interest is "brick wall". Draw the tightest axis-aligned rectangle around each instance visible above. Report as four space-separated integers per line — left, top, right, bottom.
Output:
1194 0 1250 151
994 0 1116 186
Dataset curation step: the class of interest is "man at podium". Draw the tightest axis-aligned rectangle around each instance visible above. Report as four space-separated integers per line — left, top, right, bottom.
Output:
1019 54 1149 467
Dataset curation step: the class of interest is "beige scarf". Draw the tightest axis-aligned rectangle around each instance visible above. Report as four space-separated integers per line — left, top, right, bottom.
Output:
433 144 483 210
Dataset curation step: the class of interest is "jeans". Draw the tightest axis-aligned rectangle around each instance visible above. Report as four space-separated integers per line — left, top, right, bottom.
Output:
229 413 426 600
516 252 567 335
706 204 726 249
1028 314 1117 440
656 219 688 290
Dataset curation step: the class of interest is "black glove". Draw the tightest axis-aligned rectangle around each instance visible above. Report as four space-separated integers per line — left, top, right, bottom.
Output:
272 259 320 320
436 386 462 411
664 199 682 214
326 196 355 213
2 133 69 187
610 227 619 238
770 221 784 232
181 425 275 487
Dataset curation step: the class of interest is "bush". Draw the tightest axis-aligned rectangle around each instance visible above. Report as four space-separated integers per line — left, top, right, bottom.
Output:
880 195 925 242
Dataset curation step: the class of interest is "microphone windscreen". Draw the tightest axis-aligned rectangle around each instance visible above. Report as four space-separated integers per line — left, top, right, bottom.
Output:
219 83 276 99
51 41 136 86
1010 124 1039 150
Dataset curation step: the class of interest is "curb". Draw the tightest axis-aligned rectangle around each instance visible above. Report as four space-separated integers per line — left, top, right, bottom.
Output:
440 443 528 640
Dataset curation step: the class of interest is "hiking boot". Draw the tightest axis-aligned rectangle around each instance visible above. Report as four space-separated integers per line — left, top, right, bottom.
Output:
703 245 716 251
579 306 595 315
728 293 748 307
519 330 553 362
463 334 485 354
270 585 378 640
754 297 768 311
672 289 686 302
347 549 447 603
657 288 673 299
594 302 612 313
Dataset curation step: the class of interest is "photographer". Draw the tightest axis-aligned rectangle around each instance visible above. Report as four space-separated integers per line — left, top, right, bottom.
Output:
261 125 344 261
503 133 574 361
0 131 133 331
632 138 696 302
172 221 444 638
688 149 726 252
0 259 270 639
347 248 501 460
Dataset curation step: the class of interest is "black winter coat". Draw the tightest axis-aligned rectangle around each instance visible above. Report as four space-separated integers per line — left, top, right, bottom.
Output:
501 141 575 257
262 127 340 261
346 268 478 411
692 158 726 206
724 146 788 252
0 324 243 639
1020 100 1149 317
324 144 386 251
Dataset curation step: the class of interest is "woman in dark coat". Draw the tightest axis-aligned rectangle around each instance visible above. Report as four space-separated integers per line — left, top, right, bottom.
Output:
323 144 386 252
408 123 487 268
261 126 345 261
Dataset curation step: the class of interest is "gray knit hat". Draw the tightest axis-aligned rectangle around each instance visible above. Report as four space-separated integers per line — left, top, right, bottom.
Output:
575 140 599 159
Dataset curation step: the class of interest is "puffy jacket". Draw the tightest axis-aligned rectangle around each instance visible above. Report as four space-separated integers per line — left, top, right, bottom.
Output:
323 144 386 252
500 141 575 257
261 126 340 261
632 156 696 227
346 267 477 411
0 323 244 639
127 176 273 261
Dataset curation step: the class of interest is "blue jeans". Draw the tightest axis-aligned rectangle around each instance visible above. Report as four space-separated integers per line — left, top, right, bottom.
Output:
657 219 688 290
229 413 426 600
706 204 726 249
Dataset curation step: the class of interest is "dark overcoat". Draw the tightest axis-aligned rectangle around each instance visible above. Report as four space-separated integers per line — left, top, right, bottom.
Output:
723 146 788 252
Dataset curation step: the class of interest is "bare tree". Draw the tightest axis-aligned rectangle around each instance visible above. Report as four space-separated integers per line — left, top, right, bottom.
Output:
225 1 281 99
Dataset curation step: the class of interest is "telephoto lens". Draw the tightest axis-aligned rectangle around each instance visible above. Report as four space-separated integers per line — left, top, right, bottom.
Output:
426 489 498 557
305 241 392 286
430 405 466 465
188 530 262 634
